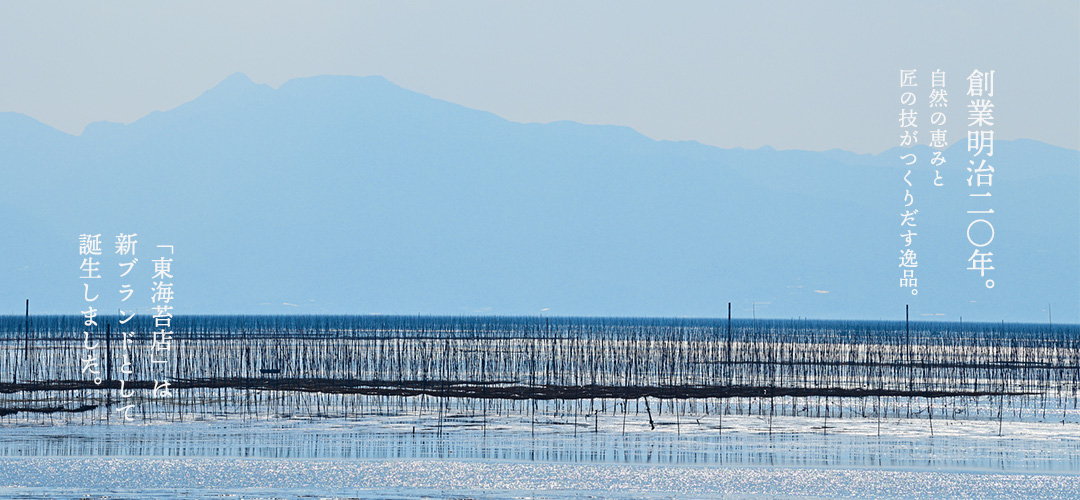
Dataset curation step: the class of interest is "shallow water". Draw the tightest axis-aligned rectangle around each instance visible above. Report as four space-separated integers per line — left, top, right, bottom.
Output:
1 408 1078 499
3 458 1080 500
0 316 1076 498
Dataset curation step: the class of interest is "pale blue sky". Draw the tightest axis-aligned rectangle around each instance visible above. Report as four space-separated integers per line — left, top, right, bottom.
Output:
0 0 1076 153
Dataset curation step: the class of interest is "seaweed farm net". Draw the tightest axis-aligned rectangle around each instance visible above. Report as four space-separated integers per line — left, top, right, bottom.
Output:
0 315 1077 428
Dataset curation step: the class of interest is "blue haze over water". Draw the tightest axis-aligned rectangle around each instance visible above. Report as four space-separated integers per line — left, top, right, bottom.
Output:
0 74 1076 322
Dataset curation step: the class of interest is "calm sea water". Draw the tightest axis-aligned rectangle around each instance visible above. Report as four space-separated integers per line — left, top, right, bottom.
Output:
0 315 1076 499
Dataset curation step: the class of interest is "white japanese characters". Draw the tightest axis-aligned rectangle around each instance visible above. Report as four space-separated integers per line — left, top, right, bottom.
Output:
77 232 175 422
965 70 996 288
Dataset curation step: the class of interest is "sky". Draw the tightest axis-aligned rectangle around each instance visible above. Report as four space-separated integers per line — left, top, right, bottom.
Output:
0 1 1077 154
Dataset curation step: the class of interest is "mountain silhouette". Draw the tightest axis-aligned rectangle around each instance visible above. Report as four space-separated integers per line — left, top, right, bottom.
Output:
1 73 1076 321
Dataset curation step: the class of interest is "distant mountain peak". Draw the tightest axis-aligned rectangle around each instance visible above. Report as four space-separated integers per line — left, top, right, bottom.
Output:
196 72 272 101
0 73 1076 321
218 72 258 87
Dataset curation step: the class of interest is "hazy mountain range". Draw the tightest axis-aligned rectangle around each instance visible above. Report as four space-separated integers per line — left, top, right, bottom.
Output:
1 73 1077 321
